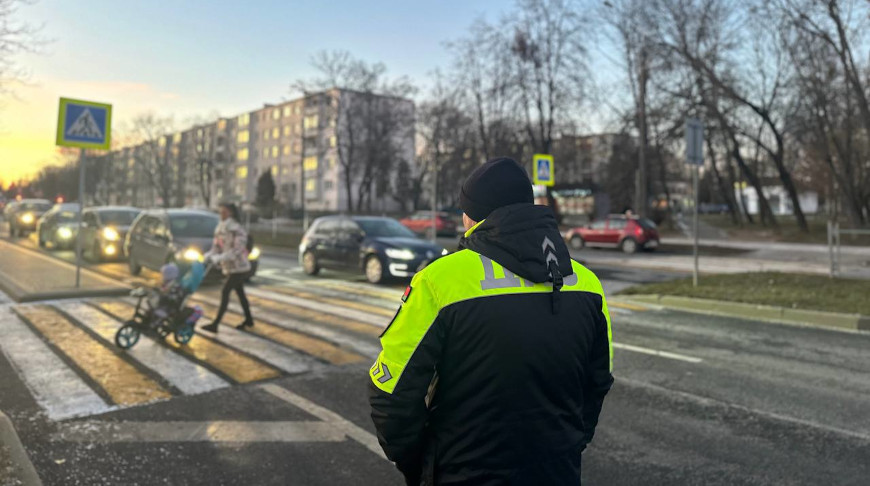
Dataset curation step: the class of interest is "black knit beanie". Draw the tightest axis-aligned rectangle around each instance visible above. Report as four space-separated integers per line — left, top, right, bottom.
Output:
459 157 534 222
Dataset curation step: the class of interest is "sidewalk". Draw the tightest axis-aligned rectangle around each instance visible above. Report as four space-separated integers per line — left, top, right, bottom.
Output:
662 237 870 256
0 411 41 486
0 240 128 302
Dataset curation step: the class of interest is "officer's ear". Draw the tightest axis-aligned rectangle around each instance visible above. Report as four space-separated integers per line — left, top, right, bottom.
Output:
462 213 477 232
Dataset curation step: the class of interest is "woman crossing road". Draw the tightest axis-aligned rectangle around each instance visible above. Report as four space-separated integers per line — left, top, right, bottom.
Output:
201 202 254 333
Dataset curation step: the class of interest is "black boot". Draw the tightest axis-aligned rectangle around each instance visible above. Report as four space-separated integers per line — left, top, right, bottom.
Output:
202 322 219 333
235 319 254 330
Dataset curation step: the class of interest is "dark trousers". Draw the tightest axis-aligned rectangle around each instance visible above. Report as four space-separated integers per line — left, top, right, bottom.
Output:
213 273 253 325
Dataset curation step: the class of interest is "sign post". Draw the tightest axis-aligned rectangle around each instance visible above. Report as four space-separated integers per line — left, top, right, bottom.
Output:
686 118 704 287
532 153 555 187
56 97 112 288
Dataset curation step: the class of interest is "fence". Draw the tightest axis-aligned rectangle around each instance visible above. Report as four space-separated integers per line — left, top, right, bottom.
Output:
827 221 870 277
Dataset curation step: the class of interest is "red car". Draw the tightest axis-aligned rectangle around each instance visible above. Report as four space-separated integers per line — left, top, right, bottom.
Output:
399 211 458 238
564 215 659 254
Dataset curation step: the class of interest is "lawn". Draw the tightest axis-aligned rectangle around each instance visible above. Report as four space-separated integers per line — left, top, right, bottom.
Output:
698 214 870 245
619 272 870 315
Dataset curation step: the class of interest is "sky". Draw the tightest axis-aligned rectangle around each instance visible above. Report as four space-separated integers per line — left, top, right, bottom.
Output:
0 0 520 185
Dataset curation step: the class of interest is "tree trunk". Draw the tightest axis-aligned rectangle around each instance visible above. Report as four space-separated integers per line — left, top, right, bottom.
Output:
706 135 740 225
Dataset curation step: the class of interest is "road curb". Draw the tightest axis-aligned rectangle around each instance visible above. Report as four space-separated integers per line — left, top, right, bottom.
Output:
622 294 870 332
0 411 42 486
17 287 131 303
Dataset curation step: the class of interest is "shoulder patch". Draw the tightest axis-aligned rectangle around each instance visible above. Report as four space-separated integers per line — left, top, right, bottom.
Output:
401 285 412 303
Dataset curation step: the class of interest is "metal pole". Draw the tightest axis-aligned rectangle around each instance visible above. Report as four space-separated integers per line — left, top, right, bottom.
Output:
74 149 86 288
835 222 841 276
431 161 438 244
272 206 277 239
827 220 835 277
636 47 648 218
692 163 700 287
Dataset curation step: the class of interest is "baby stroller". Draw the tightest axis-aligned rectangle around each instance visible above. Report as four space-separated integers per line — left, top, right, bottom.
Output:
114 261 210 350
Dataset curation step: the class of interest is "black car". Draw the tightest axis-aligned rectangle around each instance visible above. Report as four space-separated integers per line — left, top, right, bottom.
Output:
125 209 259 278
36 203 81 250
299 216 447 284
6 199 52 237
80 206 141 261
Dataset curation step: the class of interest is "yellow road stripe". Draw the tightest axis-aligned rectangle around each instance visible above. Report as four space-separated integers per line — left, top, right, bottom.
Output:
15 305 172 406
94 301 282 383
609 301 649 312
196 303 366 365
263 286 396 318
243 295 382 338
304 280 402 301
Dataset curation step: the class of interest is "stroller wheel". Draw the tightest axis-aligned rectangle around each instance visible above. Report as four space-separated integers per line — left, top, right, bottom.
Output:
115 322 141 349
174 325 195 345
157 326 171 339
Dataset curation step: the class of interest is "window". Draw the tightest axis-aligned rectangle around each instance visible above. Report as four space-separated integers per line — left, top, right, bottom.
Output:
283 126 291 136
607 218 627 230
197 129 203 137
295 104 301 115
169 214 219 238
263 148 269 159
590 220 607 230
237 148 249 161
273 109 280 120
328 157 336 168
283 145 290 155
237 130 249 143
236 166 248 179
271 146 279 158
272 127 279 139
303 115 318 129
305 179 317 192
294 143 301 154
264 131 270 140
173 133 181 143
271 165 278 176
283 106 291 117
296 124 301 134
329 136 336 148
324 180 334 190
218 119 227 130
159 137 167 147
316 219 339 236
238 113 250 127
303 156 318 171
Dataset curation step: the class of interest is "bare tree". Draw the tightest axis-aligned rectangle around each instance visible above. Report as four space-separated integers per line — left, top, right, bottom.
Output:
129 113 175 208
0 0 41 99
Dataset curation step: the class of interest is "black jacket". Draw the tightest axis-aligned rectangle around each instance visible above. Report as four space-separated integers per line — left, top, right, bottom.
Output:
369 203 614 485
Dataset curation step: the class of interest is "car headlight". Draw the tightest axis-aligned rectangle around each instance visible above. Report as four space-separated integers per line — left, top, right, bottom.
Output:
441 248 449 256
57 226 73 240
103 244 117 256
19 213 34 224
102 227 120 241
385 248 415 260
181 248 204 262
248 246 260 261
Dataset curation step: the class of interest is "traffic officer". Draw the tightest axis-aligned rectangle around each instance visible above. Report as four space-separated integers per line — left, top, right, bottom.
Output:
369 157 614 485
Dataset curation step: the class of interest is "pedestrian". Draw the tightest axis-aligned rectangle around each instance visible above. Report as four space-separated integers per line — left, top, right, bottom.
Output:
369 157 614 485
201 202 254 332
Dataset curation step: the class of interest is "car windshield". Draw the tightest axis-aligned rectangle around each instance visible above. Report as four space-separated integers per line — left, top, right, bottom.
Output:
100 210 139 226
169 214 218 238
22 202 51 211
637 218 657 230
356 218 417 238
57 211 78 222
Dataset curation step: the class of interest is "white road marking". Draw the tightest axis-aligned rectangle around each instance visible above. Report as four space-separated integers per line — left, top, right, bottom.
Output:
246 287 387 327
55 302 231 395
53 420 345 443
194 324 314 375
261 383 387 460
0 306 111 420
613 342 703 363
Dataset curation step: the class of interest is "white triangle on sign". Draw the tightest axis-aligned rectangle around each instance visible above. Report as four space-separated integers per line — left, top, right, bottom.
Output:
66 108 103 139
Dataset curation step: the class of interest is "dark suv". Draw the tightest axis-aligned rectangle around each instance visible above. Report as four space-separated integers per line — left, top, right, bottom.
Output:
299 216 447 284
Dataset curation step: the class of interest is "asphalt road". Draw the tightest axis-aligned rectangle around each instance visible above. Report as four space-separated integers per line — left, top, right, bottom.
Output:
0 230 868 485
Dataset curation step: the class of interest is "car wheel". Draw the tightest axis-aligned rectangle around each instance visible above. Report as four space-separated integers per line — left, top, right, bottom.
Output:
569 235 584 250
129 256 142 276
302 251 320 276
365 255 385 284
621 238 638 254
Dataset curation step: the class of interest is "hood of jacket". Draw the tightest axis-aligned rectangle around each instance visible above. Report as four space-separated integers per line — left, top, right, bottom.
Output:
459 203 573 284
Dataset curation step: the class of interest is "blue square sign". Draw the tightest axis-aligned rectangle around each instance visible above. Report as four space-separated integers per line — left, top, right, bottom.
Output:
56 97 112 150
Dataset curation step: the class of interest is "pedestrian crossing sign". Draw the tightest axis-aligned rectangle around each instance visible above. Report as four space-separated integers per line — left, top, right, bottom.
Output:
56 97 112 150
533 153 554 187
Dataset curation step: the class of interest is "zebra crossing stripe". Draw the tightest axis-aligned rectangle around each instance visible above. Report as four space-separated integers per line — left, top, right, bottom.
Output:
246 287 388 327
55 302 230 396
93 300 282 384
195 301 367 365
258 286 396 318
0 306 110 420
15 305 172 407
241 295 382 337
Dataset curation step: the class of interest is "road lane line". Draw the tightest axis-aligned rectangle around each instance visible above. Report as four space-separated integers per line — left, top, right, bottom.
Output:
55 302 230 395
194 296 382 359
613 342 703 363
0 306 110 420
14 305 172 407
53 420 345 443
260 383 387 460
195 301 367 365
246 287 387 327
93 300 283 384
272 279 401 307
259 285 396 318
620 377 870 443
241 294 383 337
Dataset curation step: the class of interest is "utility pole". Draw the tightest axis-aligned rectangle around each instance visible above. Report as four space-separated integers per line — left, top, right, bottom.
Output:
299 92 308 230
430 159 438 243
636 46 649 218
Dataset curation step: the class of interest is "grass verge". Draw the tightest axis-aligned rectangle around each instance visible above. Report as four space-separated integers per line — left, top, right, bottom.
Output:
619 272 870 315
249 229 302 249
698 214 870 245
